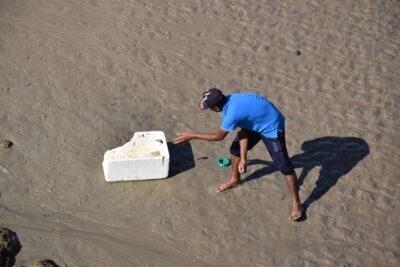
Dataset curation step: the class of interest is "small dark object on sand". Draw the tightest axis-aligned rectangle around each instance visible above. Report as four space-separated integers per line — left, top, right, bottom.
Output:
295 50 301 56
0 140 13 149
197 156 208 160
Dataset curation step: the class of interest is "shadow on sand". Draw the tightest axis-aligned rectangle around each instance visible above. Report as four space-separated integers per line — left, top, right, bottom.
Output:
167 142 195 177
243 136 370 221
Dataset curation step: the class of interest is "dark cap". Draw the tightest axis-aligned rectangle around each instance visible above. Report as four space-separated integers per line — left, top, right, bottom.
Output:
199 88 226 111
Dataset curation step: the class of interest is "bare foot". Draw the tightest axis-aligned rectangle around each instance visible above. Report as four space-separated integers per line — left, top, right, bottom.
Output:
215 179 240 193
289 202 303 221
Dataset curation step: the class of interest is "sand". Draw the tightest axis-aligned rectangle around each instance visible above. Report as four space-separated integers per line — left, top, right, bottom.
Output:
0 0 399 266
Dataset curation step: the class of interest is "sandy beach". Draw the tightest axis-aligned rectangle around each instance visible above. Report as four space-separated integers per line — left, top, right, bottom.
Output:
1 0 399 266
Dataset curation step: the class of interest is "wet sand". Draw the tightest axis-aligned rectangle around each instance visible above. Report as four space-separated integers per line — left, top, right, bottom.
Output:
0 0 399 266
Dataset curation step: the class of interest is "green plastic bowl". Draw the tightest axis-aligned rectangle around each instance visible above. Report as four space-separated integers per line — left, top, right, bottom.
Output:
216 157 231 168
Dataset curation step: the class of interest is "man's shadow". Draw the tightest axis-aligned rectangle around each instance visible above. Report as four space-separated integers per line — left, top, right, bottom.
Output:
243 137 369 220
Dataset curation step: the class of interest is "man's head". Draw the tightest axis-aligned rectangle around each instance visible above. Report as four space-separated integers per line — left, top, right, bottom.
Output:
199 88 226 112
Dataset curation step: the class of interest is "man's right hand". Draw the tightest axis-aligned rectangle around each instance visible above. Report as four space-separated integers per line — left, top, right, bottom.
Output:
238 158 247 173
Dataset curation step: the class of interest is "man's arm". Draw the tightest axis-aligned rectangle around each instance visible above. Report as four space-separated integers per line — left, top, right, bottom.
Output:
237 128 248 173
173 128 229 144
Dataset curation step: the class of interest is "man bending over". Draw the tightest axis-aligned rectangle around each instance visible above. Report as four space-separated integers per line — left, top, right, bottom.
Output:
173 88 302 221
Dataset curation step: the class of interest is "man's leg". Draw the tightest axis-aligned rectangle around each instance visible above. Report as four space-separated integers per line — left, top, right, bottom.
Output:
216 130 261 192
262 132 302 220
215 154 241 192
284 172 302 220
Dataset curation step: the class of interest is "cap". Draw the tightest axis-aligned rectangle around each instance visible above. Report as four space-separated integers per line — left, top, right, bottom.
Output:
199 88 224 111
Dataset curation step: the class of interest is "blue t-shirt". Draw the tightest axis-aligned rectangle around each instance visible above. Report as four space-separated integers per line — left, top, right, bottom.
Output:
220 93 285 138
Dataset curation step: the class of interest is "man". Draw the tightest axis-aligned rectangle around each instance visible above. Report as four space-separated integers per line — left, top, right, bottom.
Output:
173 88 302 221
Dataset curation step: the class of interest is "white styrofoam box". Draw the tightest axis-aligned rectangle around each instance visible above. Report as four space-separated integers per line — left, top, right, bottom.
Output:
102 131 169 182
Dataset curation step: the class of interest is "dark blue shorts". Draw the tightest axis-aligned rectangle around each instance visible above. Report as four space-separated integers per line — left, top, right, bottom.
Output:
230 130 295 175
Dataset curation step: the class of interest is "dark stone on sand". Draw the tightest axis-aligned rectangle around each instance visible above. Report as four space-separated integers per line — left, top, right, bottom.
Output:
0 140 13 149
27 258 60 267
295 50 301 56
0 227 21 267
